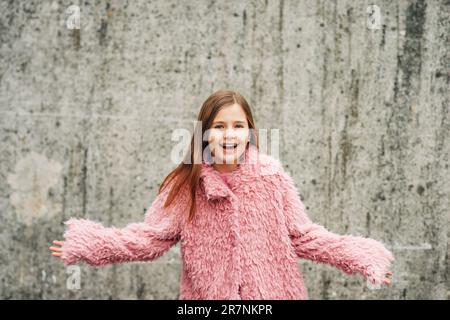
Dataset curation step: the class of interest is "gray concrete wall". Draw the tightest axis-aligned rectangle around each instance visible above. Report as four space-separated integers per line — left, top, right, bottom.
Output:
0 0 448 299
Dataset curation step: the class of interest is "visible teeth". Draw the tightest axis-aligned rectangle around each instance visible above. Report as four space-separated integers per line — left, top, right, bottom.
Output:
222 143 237 148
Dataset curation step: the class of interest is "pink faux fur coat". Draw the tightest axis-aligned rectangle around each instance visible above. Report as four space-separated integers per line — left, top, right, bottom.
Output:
61 145 394 299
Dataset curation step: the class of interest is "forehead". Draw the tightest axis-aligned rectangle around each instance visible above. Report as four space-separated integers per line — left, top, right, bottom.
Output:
213 103 247 122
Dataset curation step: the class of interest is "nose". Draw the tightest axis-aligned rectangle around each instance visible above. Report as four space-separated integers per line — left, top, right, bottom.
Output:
224 128 237 139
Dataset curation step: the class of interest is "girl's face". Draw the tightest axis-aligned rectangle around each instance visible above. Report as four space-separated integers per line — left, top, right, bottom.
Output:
207 103 250 166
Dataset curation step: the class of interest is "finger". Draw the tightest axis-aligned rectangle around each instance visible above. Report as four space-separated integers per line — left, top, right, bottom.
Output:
49 246 62 252
52 252 62 257
53 240 64 246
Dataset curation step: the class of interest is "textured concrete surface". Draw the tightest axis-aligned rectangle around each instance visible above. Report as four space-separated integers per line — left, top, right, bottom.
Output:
0 0 448 299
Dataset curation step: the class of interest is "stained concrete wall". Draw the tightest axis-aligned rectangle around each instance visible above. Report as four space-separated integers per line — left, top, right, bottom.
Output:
0 0 448 299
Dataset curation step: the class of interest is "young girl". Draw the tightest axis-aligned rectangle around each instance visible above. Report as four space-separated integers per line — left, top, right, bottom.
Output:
50 90 394 299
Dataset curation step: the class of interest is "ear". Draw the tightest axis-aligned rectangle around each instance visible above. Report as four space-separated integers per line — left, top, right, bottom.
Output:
248 128 257 146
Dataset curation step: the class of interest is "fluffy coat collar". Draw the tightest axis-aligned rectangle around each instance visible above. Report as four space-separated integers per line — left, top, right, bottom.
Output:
199 144 282 201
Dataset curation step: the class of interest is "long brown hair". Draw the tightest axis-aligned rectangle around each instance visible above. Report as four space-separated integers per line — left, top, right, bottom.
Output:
158 90 259 223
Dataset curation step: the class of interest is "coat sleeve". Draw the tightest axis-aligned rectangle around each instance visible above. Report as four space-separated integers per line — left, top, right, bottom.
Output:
60 182 187 267
277 167 394 285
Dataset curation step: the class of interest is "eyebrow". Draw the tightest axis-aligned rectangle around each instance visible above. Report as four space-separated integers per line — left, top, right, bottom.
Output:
212 121 247 124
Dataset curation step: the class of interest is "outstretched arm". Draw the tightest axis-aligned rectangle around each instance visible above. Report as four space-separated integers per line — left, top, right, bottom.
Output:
277 167 394 285
55 182 187 267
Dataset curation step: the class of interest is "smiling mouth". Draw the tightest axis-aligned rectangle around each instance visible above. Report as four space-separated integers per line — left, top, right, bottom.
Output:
220 143 238 150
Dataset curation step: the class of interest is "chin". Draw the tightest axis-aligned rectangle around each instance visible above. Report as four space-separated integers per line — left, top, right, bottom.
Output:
212 153 238 164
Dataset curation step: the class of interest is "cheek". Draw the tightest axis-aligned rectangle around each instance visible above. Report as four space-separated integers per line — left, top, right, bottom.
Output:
208 131 222 144
236 129 249 142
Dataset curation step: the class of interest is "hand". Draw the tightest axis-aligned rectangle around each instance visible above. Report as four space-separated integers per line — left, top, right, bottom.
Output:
49 240 64 259
382 271 393 285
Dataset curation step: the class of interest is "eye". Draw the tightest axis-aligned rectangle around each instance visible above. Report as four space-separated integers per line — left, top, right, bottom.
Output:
213 125 224 129
235 124 244 128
